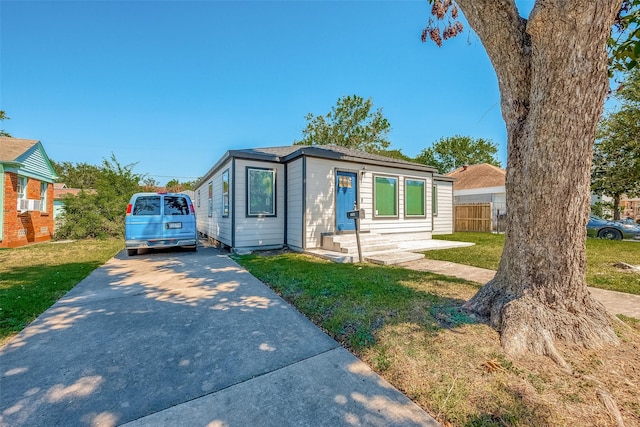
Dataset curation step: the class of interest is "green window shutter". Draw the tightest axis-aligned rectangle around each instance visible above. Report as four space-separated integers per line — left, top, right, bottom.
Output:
405 179 425 216
375 176 397 216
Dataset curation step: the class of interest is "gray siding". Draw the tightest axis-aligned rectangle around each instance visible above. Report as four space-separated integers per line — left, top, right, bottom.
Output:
304 158 338 248
234 159 285 250
195 159 233 247
433 180 453 234
286 158 304 250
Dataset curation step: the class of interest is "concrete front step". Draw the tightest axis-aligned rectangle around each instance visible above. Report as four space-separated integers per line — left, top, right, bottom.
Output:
322 233 397 253
323 239 392 252
307 248 424 265
317 232 425 265
365 251 424 265
339 242 399 254
322 232 384 244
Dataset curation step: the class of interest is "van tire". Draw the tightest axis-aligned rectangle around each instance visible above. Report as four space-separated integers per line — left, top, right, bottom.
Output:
127 249 138 256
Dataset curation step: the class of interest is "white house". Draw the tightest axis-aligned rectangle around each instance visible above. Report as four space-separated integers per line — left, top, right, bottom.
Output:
194 145 454 254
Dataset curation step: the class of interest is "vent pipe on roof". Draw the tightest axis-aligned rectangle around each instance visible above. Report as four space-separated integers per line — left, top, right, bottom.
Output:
463 165 468 171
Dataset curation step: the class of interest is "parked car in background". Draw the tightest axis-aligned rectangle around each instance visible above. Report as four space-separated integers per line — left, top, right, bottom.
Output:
587 215 640 241
615 217 640 226
125 192 197 256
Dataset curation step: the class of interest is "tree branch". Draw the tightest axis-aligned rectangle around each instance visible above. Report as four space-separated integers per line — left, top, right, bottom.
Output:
455 0 531 124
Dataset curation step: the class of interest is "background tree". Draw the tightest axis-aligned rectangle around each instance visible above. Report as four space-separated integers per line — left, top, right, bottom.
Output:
608 0 640 73
0 111 11 137
51 160 102 189
56 154 142 239
375 148 413 161
415 135 501 173
423 0 624 363
141 176 160 191
166 178 198 192
294 95 391 153
592 69 640 219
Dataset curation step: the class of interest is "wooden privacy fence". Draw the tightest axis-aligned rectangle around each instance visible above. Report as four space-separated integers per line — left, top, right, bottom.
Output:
454 203 492 232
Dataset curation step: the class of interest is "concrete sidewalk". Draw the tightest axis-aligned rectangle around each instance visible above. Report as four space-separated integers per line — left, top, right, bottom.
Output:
400 259 640 319
0 246 438 427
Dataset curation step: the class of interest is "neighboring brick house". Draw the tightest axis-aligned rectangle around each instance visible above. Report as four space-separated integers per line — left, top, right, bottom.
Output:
0 137 57 248
621 196 640 222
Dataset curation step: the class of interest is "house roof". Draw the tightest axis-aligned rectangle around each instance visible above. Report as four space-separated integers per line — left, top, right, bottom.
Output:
54 188 83 199
0 137 40 163
198 144 443 187
445 163 505 190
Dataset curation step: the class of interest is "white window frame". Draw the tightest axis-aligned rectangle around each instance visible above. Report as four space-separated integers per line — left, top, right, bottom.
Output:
16 176 27 210
40 182 48 212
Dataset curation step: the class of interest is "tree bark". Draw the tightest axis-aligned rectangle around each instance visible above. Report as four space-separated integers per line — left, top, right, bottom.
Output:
456 0 622 357
613 194 621 220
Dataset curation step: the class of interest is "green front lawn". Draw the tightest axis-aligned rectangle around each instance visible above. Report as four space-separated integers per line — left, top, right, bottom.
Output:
235 252 640 426
0 239 123 343
430 232 640 295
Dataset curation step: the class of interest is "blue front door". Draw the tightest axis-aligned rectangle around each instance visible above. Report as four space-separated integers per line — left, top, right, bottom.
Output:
336 171 357 231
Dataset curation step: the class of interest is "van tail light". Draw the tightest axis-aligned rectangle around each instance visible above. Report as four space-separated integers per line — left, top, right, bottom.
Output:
126 204 133 215
190 203 195 214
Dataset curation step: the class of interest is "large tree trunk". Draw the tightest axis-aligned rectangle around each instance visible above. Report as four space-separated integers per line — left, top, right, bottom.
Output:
456 0 622 358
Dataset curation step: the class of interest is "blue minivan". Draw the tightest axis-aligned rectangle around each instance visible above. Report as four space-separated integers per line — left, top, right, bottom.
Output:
125 192 197 256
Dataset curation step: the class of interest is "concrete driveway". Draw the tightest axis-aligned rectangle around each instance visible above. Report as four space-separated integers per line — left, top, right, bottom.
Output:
0 246 438 427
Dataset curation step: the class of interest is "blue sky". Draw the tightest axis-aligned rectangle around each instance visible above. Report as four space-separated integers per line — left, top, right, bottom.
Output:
1 0 535 184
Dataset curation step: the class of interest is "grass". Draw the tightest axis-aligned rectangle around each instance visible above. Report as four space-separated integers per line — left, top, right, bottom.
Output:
429 232 640 295
2 236 638 425
235 251 640 427
0 239 123 343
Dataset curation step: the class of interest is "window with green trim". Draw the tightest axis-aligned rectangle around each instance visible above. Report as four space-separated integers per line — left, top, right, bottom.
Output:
374 175 398 217
432 185 438 216
247 167 276 217
405 179 425 217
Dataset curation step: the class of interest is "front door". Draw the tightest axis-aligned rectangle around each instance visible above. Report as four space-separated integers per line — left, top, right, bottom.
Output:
336 171 357 231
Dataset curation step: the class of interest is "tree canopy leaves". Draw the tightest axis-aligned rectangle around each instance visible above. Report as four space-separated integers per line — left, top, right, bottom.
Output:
294 95 391 154
0 111 11 137
55 154 143 239
52 161 102 189
592 68 640 218
415 135 501 174
608 0 640 73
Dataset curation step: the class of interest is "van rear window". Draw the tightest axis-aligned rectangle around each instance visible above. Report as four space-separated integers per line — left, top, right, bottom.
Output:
133 196 161 215
164 196 190 215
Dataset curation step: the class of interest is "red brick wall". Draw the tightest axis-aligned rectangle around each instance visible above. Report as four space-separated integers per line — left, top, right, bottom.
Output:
1 172 55 248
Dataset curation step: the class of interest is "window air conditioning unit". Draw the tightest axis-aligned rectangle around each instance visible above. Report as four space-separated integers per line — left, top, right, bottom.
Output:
18 199 42 212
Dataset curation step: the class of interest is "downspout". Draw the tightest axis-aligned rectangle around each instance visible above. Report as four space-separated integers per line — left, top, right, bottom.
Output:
231 158 236 250
283 163 288 247
302 157 307 250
